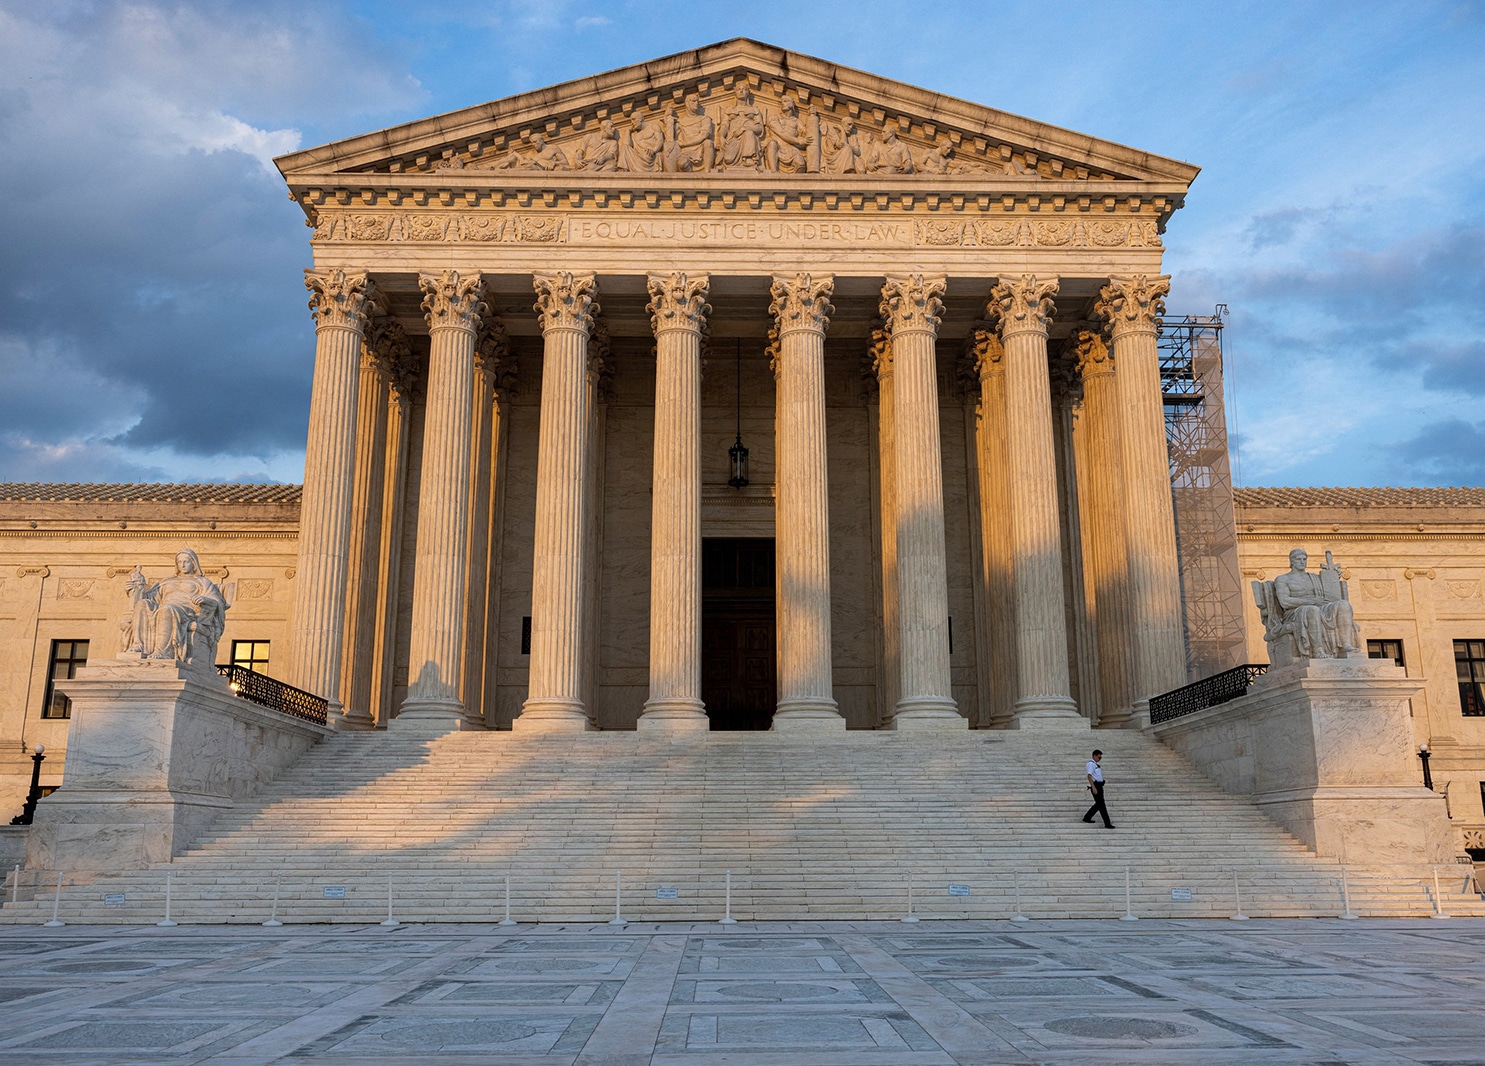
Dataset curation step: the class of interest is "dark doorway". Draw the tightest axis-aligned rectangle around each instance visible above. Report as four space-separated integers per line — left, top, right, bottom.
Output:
702 538 776 730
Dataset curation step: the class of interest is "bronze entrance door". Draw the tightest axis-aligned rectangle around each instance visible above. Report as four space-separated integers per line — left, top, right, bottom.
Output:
701 538 776 730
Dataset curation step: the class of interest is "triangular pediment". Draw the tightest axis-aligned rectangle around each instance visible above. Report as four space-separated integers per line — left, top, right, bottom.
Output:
276 40 1198 190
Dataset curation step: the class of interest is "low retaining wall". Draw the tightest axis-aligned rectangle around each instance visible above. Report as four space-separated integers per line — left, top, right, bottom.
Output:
26 659 331 874
1152 657 1453 865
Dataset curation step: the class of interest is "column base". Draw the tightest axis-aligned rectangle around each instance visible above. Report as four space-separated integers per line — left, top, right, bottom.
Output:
1010 695 1087 730
638 698 710 734
890 697 967 731
513 699 595 733
772 699 846 733
332 707 377 732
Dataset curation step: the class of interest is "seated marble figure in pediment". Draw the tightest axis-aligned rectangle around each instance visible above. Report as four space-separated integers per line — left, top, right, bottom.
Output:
1252 549 1362 666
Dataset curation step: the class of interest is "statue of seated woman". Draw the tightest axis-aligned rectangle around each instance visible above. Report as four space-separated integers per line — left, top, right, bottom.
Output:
119 549 230 670
1252 548 1360 665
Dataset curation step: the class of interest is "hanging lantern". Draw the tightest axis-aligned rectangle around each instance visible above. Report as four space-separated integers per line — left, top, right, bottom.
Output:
728 338 749 489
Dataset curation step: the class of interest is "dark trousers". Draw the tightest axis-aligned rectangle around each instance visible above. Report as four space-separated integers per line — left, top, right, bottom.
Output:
1083 782 1112 827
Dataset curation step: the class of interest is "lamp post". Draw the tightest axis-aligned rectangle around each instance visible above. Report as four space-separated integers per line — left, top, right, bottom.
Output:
1418 743 1433 791
10 744 45 826
727 338 749 489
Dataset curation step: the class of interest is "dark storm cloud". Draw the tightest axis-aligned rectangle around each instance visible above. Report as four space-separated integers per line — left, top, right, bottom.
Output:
0 2 423 481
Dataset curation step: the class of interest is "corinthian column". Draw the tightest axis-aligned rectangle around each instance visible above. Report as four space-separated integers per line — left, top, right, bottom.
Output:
769 273 844 731
288 269 377 719
517 271 600 732
867 327 900 725
988 276 1081 725
640 271 710 733
879 274 963 729
1096 274 1185 717
967 326 1018 727
1073 329 1138 726
396 270 485 731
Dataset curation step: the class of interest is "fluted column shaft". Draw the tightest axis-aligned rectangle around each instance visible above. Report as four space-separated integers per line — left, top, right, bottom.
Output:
880 275 962 728
769 273 843 729
518 272 599 731
969 329 1018 727
398 270 485 727
288 269 376 714
1075 330 1138 725
989 276 1079 722
641 273 710 730
337 345 388 729
868 329 901 724
1099 275 1185 710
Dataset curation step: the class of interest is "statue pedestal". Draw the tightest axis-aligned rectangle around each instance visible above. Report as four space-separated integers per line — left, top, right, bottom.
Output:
1153 658 1452 864
26 659 330 874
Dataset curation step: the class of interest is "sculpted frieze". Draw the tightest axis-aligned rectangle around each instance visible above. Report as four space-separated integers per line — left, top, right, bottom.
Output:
314 213 567 244
916 217 1161 249
376 79 1113 182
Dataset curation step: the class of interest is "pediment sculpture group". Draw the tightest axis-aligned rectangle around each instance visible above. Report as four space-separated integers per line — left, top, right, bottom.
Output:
1252 549 1361 665
459 87 1025 177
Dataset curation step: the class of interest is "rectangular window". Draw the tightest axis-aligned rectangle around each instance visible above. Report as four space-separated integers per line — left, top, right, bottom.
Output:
1367 639 1405 669
1456 640 1485 716
42 639 89 719
230 640 271 673
521 618 532 656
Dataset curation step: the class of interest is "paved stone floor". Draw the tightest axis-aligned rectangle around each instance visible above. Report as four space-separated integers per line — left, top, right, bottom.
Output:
0 919 1481 1065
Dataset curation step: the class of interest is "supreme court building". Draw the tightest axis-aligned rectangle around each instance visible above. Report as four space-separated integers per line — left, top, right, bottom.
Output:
268 38 1202 736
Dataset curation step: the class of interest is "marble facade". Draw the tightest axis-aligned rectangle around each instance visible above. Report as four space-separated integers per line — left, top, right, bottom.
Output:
3 43 1485 868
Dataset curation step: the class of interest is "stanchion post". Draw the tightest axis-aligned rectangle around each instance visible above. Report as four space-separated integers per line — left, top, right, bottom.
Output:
1011 868 1028 922
1119 866 1139 921
1431 866 1451 920
1338 864 1358 920
1229 870 1248 921
499 873 517 926
901 869 919 923
263 871 283 927
43 872 64 927
383 878 400 926
157 869 178 927
609 870 627 927
9 864 18 908
719 869 737 925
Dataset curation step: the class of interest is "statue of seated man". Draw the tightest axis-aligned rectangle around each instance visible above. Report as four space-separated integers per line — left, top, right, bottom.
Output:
1252 548 1360 664
119 549 230 670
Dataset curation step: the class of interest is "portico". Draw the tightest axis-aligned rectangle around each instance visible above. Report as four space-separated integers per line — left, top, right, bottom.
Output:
275 39 1199 733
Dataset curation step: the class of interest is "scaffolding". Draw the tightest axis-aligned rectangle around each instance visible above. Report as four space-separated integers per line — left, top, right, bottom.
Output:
1160 311 1248 680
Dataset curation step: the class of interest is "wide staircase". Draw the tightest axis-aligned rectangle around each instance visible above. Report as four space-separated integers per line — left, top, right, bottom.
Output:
5 728 1481 924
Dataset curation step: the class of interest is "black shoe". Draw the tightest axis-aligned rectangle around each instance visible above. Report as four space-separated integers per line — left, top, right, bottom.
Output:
1082 817 1094 823
1104 824 1116 829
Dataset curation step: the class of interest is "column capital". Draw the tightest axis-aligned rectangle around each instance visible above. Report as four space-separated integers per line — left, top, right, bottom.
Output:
964 324 1006 381
987 274 1058 339
1072 328 1114 380
476 319 518 398
533 271 599 334
1095 274 1170 337
646 271 710 336
365 318 417 401
866 324 892 383
306 269 378 332
879 273 946 336
769 272 834 337
419 270 486 334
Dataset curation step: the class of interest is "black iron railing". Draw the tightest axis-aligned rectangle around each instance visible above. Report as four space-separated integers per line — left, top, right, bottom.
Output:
1149 664 1269 725
215 664 329 725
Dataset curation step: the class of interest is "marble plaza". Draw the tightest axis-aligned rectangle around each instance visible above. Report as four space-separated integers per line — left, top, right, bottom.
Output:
1 919 1484 1064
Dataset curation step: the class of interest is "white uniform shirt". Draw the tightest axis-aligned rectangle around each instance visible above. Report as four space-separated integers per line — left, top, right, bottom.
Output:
1086 760 1104 783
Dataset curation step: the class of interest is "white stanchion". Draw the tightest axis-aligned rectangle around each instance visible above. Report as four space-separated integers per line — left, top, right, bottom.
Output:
380 873 399 927
719 869 737 925
1011 868 1028 922
1119 866 1139 921
1431 866 1452 920
499 873 517 926
43 872 64 927
1228 870 1249 921
1338 864 1358 920
8 864 18 908
901 870 919 923
157 870 178 927
608 870 627 927
263 871 283 927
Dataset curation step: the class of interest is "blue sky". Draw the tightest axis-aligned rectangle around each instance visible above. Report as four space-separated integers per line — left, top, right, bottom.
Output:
0 0 1481 486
